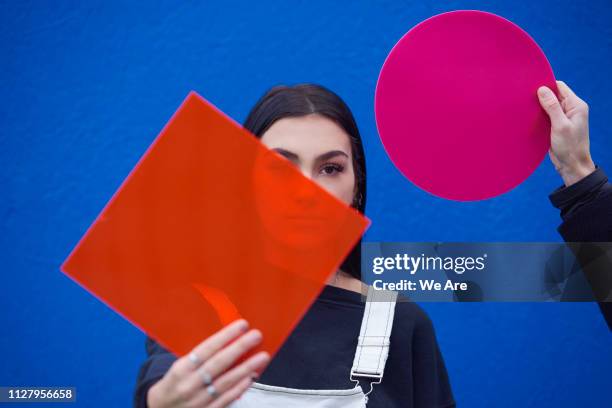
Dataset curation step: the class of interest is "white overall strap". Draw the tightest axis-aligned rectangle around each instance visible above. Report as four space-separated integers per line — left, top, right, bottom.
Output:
350 285 398 383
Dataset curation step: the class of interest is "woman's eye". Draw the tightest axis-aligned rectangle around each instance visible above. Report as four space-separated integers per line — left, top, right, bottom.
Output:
321 164 344 175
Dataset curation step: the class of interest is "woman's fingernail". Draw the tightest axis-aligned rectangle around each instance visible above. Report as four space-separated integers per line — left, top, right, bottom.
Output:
236 319 248 332
247 329 262 342
253 352 270 364
538 86 550 97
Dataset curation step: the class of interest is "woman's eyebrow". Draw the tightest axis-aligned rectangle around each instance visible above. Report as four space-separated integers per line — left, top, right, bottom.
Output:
316 150 349 161
270 148 349 162
271 148 299 161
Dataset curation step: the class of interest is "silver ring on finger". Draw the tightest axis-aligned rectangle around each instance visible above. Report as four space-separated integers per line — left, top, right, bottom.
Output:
200 369 213 386
206 384 219 399
188 352 202 367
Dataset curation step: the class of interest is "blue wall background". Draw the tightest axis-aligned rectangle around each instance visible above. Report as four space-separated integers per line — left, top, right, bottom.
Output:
2 1 610 406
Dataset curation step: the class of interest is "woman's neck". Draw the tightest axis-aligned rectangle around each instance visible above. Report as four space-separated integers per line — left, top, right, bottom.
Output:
326 270 367 295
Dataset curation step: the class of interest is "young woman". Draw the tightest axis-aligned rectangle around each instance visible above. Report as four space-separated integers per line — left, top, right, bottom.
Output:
135 83 611 408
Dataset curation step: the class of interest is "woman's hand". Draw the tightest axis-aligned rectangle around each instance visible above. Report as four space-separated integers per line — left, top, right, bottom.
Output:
537 80 596 187
147 319 270 408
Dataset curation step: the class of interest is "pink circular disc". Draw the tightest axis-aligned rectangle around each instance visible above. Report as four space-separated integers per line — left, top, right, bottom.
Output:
375 10 556 201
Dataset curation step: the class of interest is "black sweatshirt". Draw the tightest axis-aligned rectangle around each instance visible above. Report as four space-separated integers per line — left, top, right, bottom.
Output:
547 165 612 328
133 165 612 407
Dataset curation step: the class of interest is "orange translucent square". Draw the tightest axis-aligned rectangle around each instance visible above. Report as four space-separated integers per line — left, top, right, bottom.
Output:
61 91 370 363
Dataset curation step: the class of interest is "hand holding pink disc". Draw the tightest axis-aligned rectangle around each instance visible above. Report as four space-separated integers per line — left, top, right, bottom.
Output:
375 10 557 201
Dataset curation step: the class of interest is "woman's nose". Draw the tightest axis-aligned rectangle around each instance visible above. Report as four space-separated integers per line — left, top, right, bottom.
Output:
293 169 318 207
299 167 312 182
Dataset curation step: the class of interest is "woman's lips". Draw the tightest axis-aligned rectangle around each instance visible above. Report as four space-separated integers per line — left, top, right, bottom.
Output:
285 214 326 221
284 215 328 227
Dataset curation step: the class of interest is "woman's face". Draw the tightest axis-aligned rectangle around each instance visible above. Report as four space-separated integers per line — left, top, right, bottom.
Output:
250 114 358 250
259 114 356 206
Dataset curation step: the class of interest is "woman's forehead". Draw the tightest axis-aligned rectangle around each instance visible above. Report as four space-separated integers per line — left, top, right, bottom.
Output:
260 114 352 156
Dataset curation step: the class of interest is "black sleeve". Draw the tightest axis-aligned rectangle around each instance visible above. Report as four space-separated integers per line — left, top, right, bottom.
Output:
548 165 612 330
411 311 456 408
133 336 178 408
